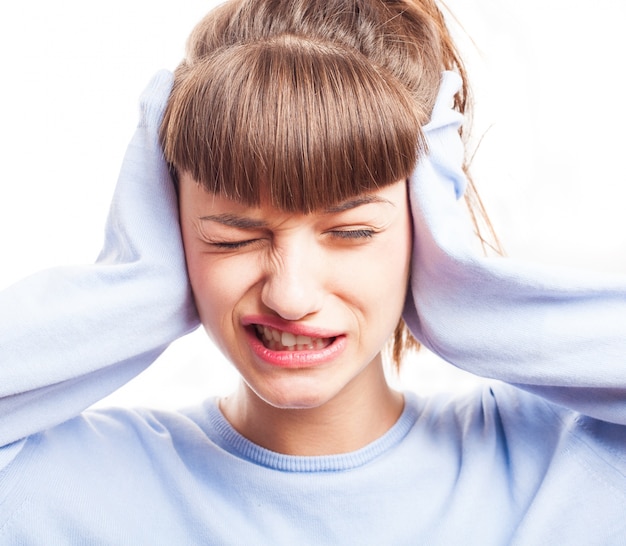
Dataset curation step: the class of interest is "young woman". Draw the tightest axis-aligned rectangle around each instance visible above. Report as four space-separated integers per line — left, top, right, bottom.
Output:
1 1 625 543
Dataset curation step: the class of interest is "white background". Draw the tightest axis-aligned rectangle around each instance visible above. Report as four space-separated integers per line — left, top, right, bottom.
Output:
1 1 625 409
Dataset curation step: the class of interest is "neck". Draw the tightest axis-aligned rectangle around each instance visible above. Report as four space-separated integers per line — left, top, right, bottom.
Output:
219 358 404 456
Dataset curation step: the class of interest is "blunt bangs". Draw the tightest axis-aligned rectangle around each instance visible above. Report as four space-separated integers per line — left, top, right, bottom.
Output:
161 36 423 212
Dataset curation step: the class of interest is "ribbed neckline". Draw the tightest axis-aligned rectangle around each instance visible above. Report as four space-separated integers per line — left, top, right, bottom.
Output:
205 393 419 473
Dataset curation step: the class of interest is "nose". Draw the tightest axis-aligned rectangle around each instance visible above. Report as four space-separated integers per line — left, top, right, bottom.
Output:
261 243 324 321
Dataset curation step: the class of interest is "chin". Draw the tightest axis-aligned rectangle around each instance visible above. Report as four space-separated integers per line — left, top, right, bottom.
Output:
252 378 341 411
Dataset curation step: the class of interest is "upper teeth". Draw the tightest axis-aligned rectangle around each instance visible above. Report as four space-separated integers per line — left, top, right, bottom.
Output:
255 325 327 350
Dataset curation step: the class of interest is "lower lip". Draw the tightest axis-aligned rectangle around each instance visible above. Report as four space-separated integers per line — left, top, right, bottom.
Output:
245 327 347 368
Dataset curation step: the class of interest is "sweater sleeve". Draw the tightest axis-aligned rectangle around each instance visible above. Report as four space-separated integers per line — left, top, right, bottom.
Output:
403 72 626 425
0 71 199 448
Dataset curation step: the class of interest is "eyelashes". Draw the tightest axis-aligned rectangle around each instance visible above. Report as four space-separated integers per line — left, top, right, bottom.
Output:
209 239 260 250
207 228 376 251
327 229 375 240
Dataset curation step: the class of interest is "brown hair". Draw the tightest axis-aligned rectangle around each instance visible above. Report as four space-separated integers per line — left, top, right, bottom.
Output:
162 36 421 212
161 0 494 368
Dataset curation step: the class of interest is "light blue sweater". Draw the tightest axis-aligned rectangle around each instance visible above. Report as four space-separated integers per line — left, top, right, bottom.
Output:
1 72 625 545
3 387 625 545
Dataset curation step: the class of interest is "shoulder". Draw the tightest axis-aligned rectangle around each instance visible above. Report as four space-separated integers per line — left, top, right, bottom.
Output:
407 382 626 482
2 399 221 480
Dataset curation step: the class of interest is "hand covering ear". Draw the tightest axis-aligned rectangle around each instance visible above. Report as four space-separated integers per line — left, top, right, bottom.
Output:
0 71 199 445
403 71 626 424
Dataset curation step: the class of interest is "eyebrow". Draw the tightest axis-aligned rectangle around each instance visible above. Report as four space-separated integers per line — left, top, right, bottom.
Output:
199 213 268 229
322 194 394 214
199 195 393 228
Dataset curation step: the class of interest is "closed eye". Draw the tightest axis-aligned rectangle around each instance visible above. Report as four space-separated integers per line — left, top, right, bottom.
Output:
209 239 260 250
328 229 375 240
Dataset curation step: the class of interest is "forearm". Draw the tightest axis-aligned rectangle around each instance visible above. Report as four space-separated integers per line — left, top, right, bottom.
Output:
404 71 626 424
0 71 199 446
408 245 626 421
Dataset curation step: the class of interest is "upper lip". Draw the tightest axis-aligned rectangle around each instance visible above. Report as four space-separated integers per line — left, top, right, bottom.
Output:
241 315 342 339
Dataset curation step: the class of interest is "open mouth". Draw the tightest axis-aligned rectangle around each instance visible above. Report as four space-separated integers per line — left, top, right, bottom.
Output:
254 324 335 351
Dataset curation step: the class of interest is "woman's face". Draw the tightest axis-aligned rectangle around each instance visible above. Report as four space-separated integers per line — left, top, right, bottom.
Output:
179 173 412 410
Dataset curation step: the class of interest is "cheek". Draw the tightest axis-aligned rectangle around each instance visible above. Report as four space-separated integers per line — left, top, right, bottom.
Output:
333 233 411 329
374 214 411 279
184 249 254 331
364 221 412 319
375 248 410 306
185 253 220 327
